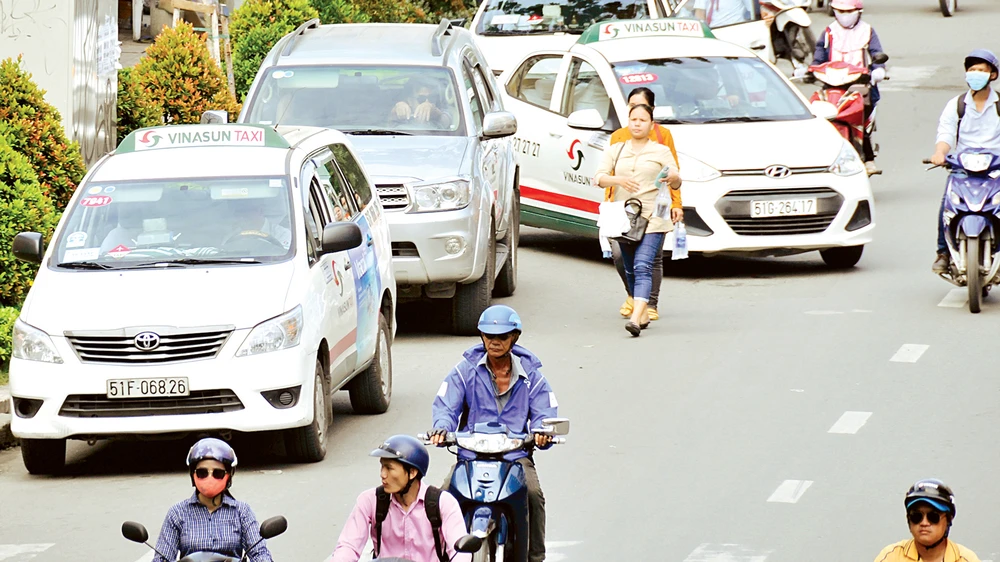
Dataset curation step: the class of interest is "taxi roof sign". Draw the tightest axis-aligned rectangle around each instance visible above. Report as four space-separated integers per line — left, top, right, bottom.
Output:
577 18 715 44
116 124 290 154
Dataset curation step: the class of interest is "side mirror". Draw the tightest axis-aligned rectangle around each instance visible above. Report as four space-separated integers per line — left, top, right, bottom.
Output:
320 222 363 254
200 110 229 124
482 111 517 139
871 53 889 65
12 232 44 263
455 534 483 553
121 521 149 543
566 108 605 130
259 516 288 540
539 417 570 436
810 100 838 121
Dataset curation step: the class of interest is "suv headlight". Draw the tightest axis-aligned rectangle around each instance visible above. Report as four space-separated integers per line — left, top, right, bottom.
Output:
829 141 865 177
12 319 64 364
676 153 721 183
409 178 472 212
236 306 303 357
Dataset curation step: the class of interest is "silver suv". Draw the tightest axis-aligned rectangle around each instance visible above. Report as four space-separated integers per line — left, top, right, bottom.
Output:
240 20 520 335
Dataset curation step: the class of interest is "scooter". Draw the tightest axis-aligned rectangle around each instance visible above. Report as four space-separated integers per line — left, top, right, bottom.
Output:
760 0 815 71
923 151 1000 313
421 418 569 562
121 516 287 562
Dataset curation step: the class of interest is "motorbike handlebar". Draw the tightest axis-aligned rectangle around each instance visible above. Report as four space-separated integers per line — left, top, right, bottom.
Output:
418 432 566 448
922 159 932 164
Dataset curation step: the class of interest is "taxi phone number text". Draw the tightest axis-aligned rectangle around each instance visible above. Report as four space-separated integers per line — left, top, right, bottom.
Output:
512 138 540 158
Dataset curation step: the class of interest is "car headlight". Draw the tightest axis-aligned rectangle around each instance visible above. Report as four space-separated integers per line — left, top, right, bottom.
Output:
949 189 962 207
12 319 64 364
828 141 865 177
236 306 303 357
959 153 993 173
409 178 472 212
676 153 720 183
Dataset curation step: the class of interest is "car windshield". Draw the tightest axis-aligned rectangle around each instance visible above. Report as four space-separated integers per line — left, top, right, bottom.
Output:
53 177 294 268
476 0 651 35
611 56 812 124
245 66 465 136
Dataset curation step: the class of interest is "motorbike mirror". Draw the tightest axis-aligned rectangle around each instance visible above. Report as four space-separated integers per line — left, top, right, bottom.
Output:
455 534 483 553
810 100 838 121
872 53 889 65
540 417 570 436
259 516 288 539
121 521 149 543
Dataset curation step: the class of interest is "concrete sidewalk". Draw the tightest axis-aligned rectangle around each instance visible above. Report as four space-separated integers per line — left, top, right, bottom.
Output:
119 29 150 68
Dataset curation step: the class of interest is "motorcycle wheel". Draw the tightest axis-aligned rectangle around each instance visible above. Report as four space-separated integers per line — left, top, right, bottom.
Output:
940 0 957 17
967 236 982 313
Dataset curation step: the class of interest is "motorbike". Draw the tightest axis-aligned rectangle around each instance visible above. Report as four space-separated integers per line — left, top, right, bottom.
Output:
922 151 1000 313
421 418 570 562
121 515 287 562
803 52 889 175
760 0 815 71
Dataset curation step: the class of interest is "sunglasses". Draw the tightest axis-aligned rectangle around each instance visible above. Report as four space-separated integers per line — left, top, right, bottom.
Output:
907 510 944 525
194 468 228 480
482 332 514 341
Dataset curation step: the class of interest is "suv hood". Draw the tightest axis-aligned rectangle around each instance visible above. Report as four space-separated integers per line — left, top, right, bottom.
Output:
348 136 471 184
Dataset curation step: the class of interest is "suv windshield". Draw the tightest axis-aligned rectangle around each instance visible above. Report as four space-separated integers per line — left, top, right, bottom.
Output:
612 56 812 124
53 177 293 268
245 66 465 136
476 0 651 35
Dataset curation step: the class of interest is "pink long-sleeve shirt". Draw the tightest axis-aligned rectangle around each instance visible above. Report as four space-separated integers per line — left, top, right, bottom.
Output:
329 481 471 562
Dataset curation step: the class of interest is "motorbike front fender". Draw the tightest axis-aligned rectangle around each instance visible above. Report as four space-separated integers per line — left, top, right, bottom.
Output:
959 215 990 238
469 505 495 536
776 8 811 31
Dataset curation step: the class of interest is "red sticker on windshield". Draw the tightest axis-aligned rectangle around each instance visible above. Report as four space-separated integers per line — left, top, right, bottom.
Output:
107 245 131 259
80 195 112 207
620 73 658 85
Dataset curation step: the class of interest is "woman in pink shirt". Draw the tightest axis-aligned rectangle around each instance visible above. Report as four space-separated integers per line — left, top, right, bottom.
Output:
329 435 470 562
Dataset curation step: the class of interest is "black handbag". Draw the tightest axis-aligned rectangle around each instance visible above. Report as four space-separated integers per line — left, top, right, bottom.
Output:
612 198 648 244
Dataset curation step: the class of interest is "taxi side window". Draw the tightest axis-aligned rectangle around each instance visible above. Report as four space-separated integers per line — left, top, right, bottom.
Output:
461 65 485 131
331 143 373 209
507 55 562 111
562 58 611 122
314 154 358 222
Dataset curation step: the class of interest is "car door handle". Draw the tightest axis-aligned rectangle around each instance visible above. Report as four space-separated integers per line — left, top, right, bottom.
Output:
549 131 563 138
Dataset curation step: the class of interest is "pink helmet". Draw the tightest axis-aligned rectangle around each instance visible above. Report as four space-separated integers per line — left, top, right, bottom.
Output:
831 0 863 9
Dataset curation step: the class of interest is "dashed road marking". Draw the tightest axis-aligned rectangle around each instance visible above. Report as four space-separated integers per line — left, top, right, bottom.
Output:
890 344 929 363
683 543 772 561
767 480 813 503
938 289 968 308
828 411 872 434
0 544 55 561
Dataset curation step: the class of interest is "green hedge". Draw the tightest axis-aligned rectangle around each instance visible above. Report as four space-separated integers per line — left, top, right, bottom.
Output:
0 306 18 373
231 0 319 101
117 67 164 144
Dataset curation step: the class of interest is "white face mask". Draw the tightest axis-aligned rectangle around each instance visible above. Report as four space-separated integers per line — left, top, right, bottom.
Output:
835 10 861 28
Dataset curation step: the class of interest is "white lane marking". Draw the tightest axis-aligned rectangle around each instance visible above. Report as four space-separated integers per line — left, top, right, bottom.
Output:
828 411 872 434
879 65 939 92
890 344 929 363
938 289 968 308
0 544 55 561
767 480 813 503
683 543 772 561
545 540 582 562
790 388 805 393
131 553 154 562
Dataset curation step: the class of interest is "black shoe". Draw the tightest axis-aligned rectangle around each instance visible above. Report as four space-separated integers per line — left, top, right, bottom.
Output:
932 253 949 274
625 322 641 337
639 321 650 329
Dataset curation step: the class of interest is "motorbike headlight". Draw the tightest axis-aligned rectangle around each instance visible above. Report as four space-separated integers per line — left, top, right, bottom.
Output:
676 153 721 183
828 141 866 177
992 192 1000 206
457 433 523 454
236 306 303 357
959 153 993 173
12 319 64 364
409 178 472 213
949 189 962 207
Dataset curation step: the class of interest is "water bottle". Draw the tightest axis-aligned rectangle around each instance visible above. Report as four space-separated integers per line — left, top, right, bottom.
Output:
654 166 672 220
672 221 688 260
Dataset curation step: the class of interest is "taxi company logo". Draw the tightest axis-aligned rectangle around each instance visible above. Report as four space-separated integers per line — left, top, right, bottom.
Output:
134 332 161 351
601 23 619 39
168 129 263 144
764 165 792 179
567 139 584 171
138 131 162 148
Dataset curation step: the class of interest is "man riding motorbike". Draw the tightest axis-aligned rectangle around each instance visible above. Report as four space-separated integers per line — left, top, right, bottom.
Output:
429 305 558 562
328 435 469 562
872 479 982 562
930 49 1000 274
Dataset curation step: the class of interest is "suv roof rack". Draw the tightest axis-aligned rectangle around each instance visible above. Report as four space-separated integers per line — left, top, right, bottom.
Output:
430 18 456 57
281 18 322 57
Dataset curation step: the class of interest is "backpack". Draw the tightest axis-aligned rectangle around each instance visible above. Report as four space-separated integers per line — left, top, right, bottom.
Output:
374 485 449 562
956 94 1000 146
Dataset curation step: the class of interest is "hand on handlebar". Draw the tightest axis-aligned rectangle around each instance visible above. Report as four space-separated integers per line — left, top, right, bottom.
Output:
534 434 552 448
427 428 449 446
930 152 947 167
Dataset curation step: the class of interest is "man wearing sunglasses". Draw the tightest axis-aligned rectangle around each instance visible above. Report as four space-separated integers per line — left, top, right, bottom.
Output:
873 479 982 562
390 79 451 128
429 305 558 562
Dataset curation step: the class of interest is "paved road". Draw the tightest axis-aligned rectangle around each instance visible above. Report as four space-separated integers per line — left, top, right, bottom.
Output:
3 1 1000 560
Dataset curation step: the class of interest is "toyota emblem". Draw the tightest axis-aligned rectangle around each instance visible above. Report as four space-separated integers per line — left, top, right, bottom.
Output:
134 332 161 351
764 165 792 179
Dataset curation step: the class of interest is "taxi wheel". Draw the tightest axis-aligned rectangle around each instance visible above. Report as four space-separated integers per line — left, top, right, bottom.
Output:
21 438 66 475
285 360 329 463
820 245 864 269
493 189 519 298
452 220 496 335
349 313 392 415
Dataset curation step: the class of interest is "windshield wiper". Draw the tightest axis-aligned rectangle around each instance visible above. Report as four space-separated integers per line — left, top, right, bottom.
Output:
700 116 772 124
345 129 412 136
165 257 263 265
56 261 115 270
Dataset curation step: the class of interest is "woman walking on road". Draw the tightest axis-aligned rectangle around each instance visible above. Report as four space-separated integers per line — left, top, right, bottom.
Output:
595 104 682 337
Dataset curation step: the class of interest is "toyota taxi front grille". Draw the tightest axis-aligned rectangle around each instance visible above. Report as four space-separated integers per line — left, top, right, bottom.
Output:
376 184 410 210
59 389 244 418
65 328 232 365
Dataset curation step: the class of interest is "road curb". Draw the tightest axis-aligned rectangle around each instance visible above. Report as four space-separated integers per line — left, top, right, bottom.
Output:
0 413 16 450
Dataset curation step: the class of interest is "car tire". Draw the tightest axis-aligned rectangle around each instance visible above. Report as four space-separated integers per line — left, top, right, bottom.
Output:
453 219 496 335
21 438 66 475
493 188 519 298
820 245 864 268
348 313 392 414
285 360 329 463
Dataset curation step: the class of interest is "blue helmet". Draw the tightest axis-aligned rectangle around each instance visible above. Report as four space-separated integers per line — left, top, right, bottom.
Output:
905 478 956 519
370 435 429 477
477 305 522 335
187 437 238 470
966 49 999 74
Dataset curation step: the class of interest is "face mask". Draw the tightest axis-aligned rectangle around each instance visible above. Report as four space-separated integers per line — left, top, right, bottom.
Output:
834 10 861 28
195 473 229 498
966 71 991 92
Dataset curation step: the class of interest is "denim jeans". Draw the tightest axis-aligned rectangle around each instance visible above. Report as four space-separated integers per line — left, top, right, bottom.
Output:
611 239 662 308
937 192 947 254
619 232 666 303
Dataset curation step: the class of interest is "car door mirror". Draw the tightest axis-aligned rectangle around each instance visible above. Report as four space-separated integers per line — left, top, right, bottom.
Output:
810 100 838 121
200 110 229 124
320 222 363 254
482 111 517 138
12 232 44 263
566 109 605 130
121 521 149 543
540 417 570 435
259 516 288 539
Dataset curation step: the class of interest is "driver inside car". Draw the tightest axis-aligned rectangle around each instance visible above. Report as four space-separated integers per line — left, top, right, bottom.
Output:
389 79 452 128
227 200 291 250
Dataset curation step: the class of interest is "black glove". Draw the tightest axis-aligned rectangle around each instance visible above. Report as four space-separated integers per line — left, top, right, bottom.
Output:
429 428 448 438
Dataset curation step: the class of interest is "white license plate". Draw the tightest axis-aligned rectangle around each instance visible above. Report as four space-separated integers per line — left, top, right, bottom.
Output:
106 378 189 399
751 198 817 218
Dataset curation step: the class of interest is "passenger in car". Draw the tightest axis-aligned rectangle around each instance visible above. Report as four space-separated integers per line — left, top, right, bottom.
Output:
389 79 452 128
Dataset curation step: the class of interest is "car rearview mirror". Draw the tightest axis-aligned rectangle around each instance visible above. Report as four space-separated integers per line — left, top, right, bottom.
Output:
455 534 483 553
12 232 44 264
482 111 517 139
320 222 363 254
200 110 229 124
259 516 288 540
810 100 838 121
121 521 149 543
566 109 605 130
540 417 570 436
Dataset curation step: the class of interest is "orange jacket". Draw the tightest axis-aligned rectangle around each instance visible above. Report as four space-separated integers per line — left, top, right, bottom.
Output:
606 124 682 208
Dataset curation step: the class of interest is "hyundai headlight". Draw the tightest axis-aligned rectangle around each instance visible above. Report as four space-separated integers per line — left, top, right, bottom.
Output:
676 153 721 183
949 189 962 207
959 153 993 173
457 433 523 454
829 141 866 177
236 306 303 357
409 178 472 213
12 319 63 364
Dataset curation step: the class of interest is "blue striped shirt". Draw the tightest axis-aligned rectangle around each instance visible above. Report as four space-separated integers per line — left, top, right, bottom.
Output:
153 492 272 562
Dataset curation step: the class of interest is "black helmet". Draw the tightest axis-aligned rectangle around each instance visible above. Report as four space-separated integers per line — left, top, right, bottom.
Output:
370 435 429 477
905 478 956 518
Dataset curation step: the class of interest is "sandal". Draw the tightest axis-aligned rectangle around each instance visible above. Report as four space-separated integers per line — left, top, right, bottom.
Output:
619 297 634 317
625 321 641 337
647 307 659 321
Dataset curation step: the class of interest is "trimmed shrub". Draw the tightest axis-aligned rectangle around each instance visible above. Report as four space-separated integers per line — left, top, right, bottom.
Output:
311 0 370 23
0 57 87 209
0 306 18 372
231 0 319 101
0 129 59 308
132 22 241 124
116 67 164 144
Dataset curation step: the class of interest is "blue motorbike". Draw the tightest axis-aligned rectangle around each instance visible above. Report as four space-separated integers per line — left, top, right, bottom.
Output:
926 151 1000 313
122 516 286 561
421 418 569 562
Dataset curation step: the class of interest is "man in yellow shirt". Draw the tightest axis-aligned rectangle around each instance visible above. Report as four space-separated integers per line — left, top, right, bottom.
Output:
873 479 981 562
